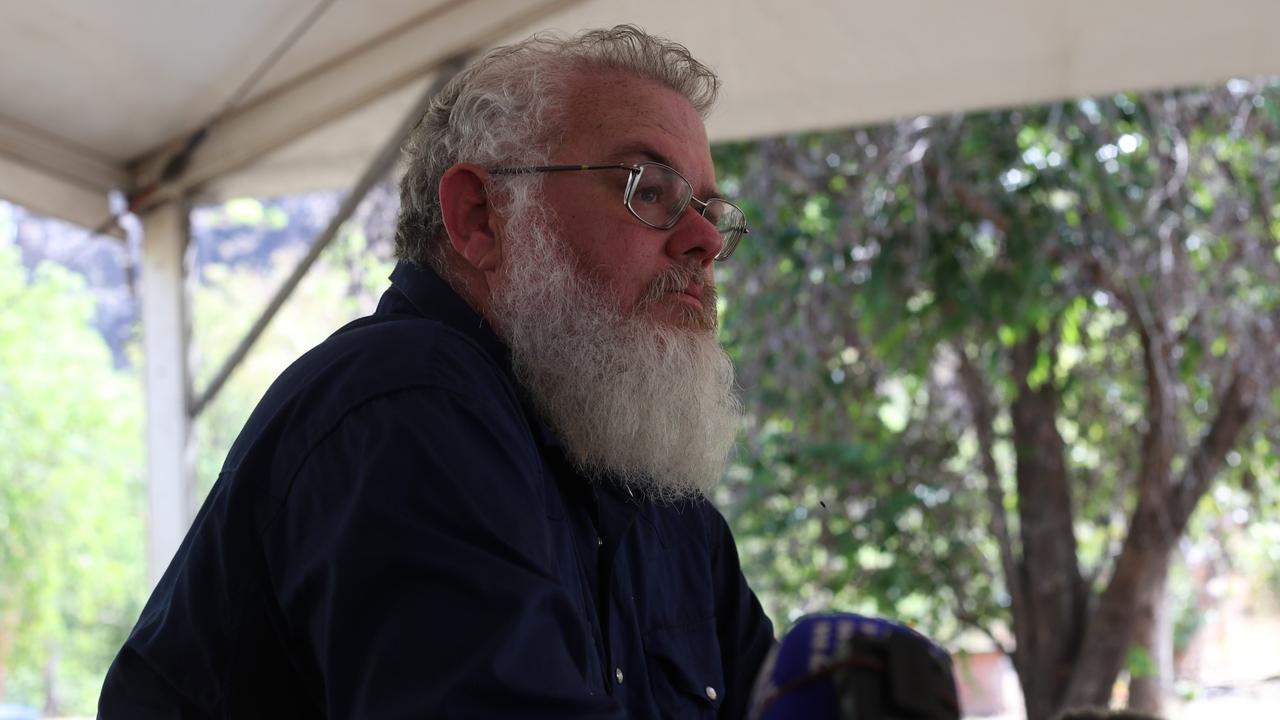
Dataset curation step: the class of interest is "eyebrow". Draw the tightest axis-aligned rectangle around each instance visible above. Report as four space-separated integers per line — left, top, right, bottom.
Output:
608 142 723 199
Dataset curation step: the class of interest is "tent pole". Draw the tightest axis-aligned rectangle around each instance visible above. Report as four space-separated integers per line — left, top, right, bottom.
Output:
139 198 194 588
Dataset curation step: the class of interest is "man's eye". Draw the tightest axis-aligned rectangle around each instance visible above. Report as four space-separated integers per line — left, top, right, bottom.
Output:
635 185 664 204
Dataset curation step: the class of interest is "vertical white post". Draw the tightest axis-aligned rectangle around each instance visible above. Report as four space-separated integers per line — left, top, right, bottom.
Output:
139 199 193 588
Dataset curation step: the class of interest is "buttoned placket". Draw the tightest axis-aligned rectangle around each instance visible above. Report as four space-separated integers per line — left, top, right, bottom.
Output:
512 349 649 702
591 482 644 698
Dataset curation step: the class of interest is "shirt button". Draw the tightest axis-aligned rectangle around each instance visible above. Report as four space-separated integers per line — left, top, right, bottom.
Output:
615 668 624 684
705 686 717 701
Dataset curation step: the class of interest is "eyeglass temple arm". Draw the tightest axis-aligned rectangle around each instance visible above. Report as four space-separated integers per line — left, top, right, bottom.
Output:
487 163 749 237
488 163 635 175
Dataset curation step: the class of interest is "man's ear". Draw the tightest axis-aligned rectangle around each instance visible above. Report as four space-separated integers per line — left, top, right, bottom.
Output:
439 163 501 272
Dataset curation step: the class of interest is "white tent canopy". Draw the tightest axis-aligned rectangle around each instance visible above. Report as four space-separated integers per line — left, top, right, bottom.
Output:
3 0 1279 581
5 0 1280 227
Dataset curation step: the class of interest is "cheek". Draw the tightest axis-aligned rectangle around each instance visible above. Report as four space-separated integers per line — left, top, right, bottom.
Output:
567 233 657 300
591 265 649 311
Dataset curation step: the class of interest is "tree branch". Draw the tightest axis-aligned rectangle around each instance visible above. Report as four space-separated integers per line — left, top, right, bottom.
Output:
922 160 1010 233
1130 286 1181 545
1172 361 1259 527
1139 94 1191 226
953 343 1025 615
950 598 1014 658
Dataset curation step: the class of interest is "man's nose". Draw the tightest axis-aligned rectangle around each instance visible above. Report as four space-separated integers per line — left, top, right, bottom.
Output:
664 205 724 265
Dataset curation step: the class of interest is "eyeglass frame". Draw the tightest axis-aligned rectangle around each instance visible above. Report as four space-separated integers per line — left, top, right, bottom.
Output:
487 161 749 261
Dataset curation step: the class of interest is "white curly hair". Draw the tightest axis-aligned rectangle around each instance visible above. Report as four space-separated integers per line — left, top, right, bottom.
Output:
393 24 720 271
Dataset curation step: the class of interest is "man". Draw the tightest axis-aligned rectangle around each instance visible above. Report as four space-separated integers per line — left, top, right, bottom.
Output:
100 25 774 718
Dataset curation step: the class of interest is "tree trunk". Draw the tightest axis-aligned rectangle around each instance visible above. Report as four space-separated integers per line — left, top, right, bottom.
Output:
1062 485 1174 707
1127 551 1173 715
43 646 62 718
1064 364 1257 708
954 345 1033 698
0 608 16 700
1010 333 1088 720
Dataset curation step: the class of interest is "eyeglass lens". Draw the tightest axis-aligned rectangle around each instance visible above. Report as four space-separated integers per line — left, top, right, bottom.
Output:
629 164 688 227
629 164 746 257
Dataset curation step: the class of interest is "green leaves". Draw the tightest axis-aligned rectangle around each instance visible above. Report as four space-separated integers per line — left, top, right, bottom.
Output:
1126 645 1158 679
715 79 1280 662
0 246 145 710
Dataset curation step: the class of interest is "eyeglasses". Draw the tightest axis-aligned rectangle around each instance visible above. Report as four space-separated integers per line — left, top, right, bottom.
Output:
488 161 749 261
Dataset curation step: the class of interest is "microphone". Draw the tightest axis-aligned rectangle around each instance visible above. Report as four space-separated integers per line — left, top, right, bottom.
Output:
748 613 960 719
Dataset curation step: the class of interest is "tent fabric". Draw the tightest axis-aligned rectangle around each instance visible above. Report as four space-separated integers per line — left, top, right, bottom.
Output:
2 0 1279 225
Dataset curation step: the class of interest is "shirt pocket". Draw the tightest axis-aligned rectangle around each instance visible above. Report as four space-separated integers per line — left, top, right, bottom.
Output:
643 621 725 718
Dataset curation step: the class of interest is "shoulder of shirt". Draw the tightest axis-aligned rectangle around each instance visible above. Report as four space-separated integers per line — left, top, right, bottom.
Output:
298 313 510 403
223 313 525 473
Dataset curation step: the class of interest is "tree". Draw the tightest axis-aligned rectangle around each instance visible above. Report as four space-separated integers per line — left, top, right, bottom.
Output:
0 243 146 714
715 79 1280 719
0 188 396 714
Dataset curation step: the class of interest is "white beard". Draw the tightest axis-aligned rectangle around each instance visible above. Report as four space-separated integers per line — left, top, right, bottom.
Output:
487 201 742 503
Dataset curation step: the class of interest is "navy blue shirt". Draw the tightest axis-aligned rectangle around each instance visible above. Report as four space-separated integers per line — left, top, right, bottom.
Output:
100 261 775 718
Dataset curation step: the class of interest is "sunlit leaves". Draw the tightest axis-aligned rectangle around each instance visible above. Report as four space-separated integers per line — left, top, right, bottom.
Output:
0 245 145 710
714 78 1280 654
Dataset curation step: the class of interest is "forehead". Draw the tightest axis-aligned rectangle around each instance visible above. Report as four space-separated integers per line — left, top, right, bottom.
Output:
554 68 715 192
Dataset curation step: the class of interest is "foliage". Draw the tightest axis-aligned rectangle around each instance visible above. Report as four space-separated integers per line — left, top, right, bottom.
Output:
714 79 1280 717
0 243 146 713
0 186 397 714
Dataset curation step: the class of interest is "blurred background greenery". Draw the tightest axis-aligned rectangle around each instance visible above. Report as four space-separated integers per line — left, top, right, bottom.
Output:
2 79 1280 718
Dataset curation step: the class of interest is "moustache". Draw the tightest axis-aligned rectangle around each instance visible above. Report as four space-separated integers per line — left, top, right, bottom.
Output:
642 263 716 302
637 264 719 330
